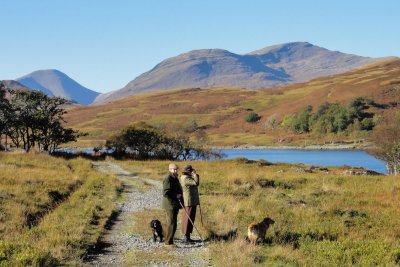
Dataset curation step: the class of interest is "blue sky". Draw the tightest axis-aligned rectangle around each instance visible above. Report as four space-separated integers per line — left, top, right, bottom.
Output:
1 0 399 93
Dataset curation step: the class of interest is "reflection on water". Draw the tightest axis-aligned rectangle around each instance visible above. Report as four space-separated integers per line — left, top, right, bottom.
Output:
220 149 387 174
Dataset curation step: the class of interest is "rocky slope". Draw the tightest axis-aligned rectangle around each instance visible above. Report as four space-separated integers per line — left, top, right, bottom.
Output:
94 42 386 104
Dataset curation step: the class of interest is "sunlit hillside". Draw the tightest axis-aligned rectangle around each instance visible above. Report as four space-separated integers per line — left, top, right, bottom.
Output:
65 59 400 147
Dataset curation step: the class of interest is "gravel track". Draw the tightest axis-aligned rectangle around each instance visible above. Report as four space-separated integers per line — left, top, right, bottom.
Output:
85 162 212 266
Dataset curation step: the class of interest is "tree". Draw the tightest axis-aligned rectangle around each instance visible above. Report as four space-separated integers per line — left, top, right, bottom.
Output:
106 122 222 160
283 99 376 135
4 89 82 151
348 97 368 121
33 95 82 151
41 122 82 151
369 112 400 175
0 83 10 150
296 105 312 133
361 118 374 131
106 123 162 158
281 114 296 129
331 104 349 132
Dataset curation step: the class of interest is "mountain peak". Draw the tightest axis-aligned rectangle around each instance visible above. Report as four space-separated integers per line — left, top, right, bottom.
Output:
16 69 100 105
247 42 314 55
183 48 234 56
154 49 236 68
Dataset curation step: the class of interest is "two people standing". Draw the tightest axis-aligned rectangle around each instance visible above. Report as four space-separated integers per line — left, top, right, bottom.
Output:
162 163 200 246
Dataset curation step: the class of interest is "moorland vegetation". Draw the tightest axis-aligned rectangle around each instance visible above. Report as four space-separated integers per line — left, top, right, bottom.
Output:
117 159 400 266
64 59 400 149
1 153 399 266
0 152 121 266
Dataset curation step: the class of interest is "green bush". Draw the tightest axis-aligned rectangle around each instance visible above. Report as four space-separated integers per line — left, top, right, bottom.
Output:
282 97 378 135
245 112 261 123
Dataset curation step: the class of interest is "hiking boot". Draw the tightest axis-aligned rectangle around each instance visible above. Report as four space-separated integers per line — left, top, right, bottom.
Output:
164 243 177 248
183 235 195 243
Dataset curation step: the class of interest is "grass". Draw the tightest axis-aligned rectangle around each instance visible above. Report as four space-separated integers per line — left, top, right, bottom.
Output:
115 159 400 266
0 151 122 266
2 153 399 265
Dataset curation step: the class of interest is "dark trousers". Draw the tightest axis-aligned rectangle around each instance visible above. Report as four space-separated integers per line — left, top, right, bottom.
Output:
165 208 179 244
181 206 197 236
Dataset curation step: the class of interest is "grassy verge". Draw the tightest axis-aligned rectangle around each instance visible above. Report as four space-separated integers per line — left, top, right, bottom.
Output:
0 152 122 266
116 159 400 266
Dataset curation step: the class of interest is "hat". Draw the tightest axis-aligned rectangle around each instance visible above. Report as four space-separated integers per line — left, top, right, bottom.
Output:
183 165 193 172
169 163 179 170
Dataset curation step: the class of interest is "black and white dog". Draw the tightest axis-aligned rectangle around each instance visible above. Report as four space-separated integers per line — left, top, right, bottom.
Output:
150 219 164 242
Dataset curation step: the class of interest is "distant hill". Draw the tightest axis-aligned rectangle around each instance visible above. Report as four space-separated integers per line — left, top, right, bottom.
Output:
247 42 387 82
66 58 400 147
16 70 100 105
0 80 31 91
94 42 388 104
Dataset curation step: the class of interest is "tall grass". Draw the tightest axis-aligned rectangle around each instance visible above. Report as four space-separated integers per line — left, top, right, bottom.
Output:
0 151 122 266
118 159 400 266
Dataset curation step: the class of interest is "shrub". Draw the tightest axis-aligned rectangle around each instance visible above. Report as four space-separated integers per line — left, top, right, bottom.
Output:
283 97 378 135
264 114 278 129
361 117 374 130
245 112 261 123
106 122 217 160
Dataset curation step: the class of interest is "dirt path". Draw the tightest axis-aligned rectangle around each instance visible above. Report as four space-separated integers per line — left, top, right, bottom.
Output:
85 162 212 266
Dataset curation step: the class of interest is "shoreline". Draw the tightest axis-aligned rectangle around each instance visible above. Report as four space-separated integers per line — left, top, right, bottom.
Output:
213 143 374 151
59 143 374 152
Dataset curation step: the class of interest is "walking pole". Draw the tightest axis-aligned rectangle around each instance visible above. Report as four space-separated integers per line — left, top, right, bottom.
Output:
178 199 204 242
198 204 204 227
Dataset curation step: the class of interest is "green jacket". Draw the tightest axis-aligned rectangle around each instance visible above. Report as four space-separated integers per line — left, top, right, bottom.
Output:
180 173 200 207
162 172 183 210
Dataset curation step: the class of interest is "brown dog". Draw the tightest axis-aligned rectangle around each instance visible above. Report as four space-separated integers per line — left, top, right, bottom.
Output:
247 217 275 245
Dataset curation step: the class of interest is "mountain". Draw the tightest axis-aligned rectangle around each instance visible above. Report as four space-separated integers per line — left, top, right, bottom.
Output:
16 69 100 105
247 42 385 82
65 58 400 147
94 42 387 104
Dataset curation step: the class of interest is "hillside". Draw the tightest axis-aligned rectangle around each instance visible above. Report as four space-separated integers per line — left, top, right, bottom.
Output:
94 42 385 104
0 80 31 91
247 42 384 82
16 69 100 105
65 59 400 147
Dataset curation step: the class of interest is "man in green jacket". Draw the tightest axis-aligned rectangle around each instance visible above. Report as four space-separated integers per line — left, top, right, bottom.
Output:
162 163 183 246
179 165 200 243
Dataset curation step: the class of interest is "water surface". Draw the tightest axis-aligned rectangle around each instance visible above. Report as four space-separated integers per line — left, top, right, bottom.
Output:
220 149 387 174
